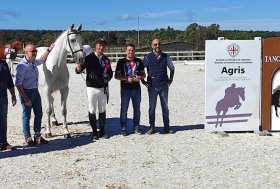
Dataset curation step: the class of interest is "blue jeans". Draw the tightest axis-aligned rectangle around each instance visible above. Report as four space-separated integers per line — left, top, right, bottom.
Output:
19 88 43 139
148 83 170 130
0 96 8 143
120 88 141 130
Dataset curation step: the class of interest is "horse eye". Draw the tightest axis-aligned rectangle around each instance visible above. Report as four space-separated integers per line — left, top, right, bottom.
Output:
70 39 76 42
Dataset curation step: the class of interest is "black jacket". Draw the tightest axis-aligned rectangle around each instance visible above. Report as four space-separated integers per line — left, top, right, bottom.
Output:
76 53 113 88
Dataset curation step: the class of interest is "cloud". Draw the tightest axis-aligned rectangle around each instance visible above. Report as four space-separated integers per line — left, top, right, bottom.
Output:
141 10 186 18
90 9 194 28
91 20 108 26
91 14 137 26
206 6 241 12
0 9 20 20
202 19 280 31
118 14 136 21
186 10 194 22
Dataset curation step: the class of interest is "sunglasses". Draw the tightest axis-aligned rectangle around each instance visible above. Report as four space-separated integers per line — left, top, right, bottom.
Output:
153 43 160 46
28 50 38 53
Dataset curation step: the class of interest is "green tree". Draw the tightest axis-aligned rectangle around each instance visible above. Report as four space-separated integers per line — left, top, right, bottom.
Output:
166 26 175 43
184 23 199 43
205 24 221 40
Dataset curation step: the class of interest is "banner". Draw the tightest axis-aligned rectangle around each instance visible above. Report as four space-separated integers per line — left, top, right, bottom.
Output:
262 38 280 131
205 39 261 131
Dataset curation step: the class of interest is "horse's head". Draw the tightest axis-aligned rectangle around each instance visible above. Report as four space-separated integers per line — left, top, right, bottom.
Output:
238 87 245 101
65 23 85 64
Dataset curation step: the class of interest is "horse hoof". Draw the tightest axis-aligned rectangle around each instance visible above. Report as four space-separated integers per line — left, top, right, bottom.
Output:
64 134 71 139
45 133 52 138
52 121 59 126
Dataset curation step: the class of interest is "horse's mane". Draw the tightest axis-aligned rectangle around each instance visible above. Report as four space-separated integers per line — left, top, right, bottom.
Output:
55 28 80 42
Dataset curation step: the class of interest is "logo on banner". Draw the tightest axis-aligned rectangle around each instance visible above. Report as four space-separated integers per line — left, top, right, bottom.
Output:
227 43 240 58
205 84 252 127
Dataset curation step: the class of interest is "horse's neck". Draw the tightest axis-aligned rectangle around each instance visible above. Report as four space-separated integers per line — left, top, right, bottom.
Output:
55 31 68 58
47 31 68 70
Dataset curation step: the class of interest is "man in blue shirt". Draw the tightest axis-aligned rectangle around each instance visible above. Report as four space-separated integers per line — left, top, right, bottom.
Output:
141 39 175 134
16 43 54 146
0 59 17 151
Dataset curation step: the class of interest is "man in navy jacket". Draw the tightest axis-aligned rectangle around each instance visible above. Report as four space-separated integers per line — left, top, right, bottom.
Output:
142 39 175 134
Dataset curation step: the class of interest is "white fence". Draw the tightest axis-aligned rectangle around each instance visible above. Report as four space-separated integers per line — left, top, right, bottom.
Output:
15 51 205 64
106 51 205 63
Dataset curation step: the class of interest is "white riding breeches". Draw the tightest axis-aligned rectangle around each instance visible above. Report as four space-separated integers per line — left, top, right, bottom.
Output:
87 87 107 114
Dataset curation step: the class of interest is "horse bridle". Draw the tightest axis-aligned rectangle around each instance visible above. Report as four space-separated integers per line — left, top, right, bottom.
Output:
67 31 83 56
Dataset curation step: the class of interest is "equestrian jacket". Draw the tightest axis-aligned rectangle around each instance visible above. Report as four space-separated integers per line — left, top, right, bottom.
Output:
76 53 113 88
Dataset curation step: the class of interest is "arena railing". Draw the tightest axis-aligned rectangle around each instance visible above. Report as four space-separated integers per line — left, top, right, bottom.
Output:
15 51 205 64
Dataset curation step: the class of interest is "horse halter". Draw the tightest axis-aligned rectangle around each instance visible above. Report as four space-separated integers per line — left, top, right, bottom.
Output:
66 31 83 56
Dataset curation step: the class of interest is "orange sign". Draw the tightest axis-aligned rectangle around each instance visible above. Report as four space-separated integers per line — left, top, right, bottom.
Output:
262 38 280 130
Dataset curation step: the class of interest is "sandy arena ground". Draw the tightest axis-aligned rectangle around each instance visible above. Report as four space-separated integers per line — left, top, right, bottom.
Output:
1 63 280 189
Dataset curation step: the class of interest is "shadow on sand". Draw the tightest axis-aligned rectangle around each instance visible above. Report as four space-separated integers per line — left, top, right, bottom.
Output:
139 124 205 134
0 118 204 159
0 132 92 159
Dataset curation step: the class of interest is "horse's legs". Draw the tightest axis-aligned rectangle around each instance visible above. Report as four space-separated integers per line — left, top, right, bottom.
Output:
215 111 220 128
45 87 54 138
60 86 70 138
234 102 242 110
220 109 228 127
50 101 58 125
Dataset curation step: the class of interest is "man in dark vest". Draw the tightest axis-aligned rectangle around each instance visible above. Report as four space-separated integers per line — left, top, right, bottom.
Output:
141 39 175 134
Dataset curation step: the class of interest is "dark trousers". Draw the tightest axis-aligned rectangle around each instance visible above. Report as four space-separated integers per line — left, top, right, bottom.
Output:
148 83 170 130
0 96 8 144
120 88 141 130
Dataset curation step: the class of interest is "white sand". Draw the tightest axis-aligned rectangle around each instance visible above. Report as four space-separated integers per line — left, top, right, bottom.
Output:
1 63 280 189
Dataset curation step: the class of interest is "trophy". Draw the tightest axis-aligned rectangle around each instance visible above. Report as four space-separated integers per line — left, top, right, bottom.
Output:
103 59 110 81
129 61 138 81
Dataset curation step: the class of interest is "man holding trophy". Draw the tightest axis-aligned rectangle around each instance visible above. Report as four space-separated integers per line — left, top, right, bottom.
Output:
115 43 146 136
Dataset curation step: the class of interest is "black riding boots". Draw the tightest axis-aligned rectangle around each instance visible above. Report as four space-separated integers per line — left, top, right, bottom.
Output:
99 111 109 139
89 112 99 141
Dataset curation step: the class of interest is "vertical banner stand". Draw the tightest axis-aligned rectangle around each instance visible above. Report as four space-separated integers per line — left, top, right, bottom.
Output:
262 37 280 131
205 37 261 131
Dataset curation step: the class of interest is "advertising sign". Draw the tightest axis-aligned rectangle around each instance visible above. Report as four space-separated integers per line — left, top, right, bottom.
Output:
205 39 261 131
262 38 280 131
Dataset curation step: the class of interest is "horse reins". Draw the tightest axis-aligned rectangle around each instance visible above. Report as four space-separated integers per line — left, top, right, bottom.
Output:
67 31 83 56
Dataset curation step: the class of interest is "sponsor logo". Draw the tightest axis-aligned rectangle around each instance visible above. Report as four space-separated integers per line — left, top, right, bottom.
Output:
227 43 240 58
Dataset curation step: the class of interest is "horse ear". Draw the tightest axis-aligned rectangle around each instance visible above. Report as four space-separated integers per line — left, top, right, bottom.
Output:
70 23 74 31
77 24 82 31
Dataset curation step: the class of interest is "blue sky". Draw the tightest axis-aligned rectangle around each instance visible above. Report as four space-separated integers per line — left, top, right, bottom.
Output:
1 0 279 31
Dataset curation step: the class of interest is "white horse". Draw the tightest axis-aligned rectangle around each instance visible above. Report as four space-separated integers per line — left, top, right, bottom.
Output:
37 24 85 138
